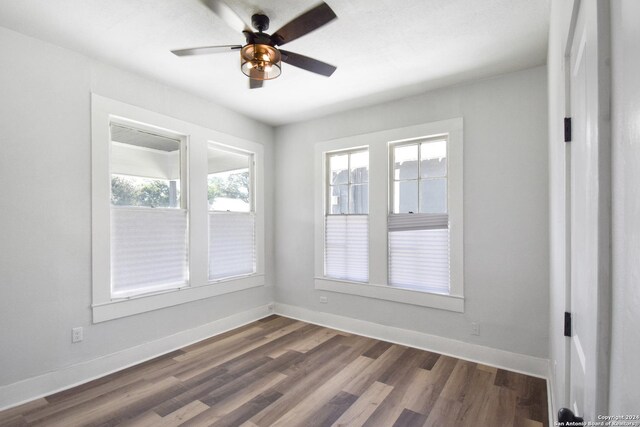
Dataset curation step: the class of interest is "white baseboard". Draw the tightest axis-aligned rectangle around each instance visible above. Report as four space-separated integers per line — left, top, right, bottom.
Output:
1 302 550 414
0 303 274 412
275 303 548 379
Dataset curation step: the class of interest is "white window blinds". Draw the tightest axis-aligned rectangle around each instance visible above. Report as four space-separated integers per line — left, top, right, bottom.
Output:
325 215 369 282
388 213 450 294
209 213 256 280
111 208 188 297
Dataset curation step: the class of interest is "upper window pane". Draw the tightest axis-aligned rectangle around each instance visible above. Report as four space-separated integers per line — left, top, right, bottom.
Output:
327 150 369 215
394 145 418 180
330 154 349 185
350 151 369 183
208 146 251 212
391 138 448 214
350 183 369 214
420 140 447 178
110 124 181 208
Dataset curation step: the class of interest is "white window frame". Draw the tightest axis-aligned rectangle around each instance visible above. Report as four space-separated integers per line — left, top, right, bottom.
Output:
389 136 448 214
91 94 265 323
207 142 257 282
109 119 189 298
324 148 369 282
314 118 464 312
388 136 450 294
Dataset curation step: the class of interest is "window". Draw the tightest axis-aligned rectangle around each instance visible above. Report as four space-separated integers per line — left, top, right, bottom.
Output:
208 145 256 280
91 94 266 322
109 123 188 298
389 137 449 294
324 149 369 282
314 118 463 312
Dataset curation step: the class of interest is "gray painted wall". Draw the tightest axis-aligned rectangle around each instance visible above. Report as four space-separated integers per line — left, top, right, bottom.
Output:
0 26 275 387
274 66 549 359
0 22 551 401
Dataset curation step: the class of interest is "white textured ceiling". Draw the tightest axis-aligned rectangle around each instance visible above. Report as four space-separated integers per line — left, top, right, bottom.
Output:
0 0 549 125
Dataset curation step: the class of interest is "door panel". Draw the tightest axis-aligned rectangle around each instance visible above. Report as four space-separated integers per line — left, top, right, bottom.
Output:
569 12 589 417
567 0 611 421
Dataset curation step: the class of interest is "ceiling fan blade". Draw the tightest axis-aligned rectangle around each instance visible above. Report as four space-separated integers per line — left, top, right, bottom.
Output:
249 78 264 89
271 2 337 46
171 45 241 56
202 0 250 33
249 68 264 89
280 50 336 77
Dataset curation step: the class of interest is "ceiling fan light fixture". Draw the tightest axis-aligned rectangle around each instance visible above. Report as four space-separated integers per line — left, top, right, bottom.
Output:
241 44 281 80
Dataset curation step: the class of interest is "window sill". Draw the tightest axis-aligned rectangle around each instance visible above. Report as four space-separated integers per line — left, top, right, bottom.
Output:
314 277 464 312
92 274 265 323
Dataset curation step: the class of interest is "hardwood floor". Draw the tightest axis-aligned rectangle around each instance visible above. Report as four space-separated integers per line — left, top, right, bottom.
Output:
0 315 548 427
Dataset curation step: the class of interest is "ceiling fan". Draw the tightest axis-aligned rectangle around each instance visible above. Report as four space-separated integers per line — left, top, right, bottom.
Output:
171 0 338 89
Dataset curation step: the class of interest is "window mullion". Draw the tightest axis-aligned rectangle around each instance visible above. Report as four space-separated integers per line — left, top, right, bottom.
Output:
347 152 351 214
417 143 422 213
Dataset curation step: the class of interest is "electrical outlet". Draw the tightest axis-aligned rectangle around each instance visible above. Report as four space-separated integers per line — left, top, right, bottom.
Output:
471 322 480 336
320 296 328 304
267 303 275 311
72 327 83 343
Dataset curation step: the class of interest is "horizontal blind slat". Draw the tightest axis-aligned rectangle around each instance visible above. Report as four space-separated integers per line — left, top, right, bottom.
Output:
325 215 368 282
388 213 448 231
111 208 188 296
209 213 256 280
388 227 450 294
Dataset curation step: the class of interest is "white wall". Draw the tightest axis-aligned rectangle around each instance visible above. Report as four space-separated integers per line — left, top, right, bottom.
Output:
609 0 640 413
0 20 553 410
274 66 549 359
0 26 275 393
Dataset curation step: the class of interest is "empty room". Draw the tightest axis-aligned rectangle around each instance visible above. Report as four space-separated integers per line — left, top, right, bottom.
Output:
0 0 638 426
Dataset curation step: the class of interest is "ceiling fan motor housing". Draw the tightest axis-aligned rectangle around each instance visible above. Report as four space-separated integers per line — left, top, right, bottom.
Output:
251 14 269 32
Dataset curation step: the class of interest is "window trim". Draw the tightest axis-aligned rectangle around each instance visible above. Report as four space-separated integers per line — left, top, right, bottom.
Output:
314 118 464 312
322 147 370 283
388 135 450 293
108 120 190 298
206 143 257 282
91 94 265 323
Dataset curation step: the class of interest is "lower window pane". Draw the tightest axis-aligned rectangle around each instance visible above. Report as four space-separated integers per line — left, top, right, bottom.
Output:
111 208 188 297
111 175 180 208
325 215 368 282
209 213 256 280
420 178 447 213
388 227 450 294
207 168 250 212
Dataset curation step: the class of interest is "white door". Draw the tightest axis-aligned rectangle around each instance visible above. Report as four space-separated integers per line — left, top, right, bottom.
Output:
566 0 611 421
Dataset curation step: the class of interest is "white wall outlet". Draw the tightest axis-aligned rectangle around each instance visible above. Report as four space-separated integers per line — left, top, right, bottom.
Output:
471 322 480 336
72 327 83 343
320 296 328 304
267 302 275 311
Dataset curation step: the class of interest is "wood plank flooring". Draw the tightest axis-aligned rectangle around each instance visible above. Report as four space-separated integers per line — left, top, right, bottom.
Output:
0 315 548 427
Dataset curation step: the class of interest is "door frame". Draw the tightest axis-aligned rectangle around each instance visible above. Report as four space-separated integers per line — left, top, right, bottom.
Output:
562 0 612 420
